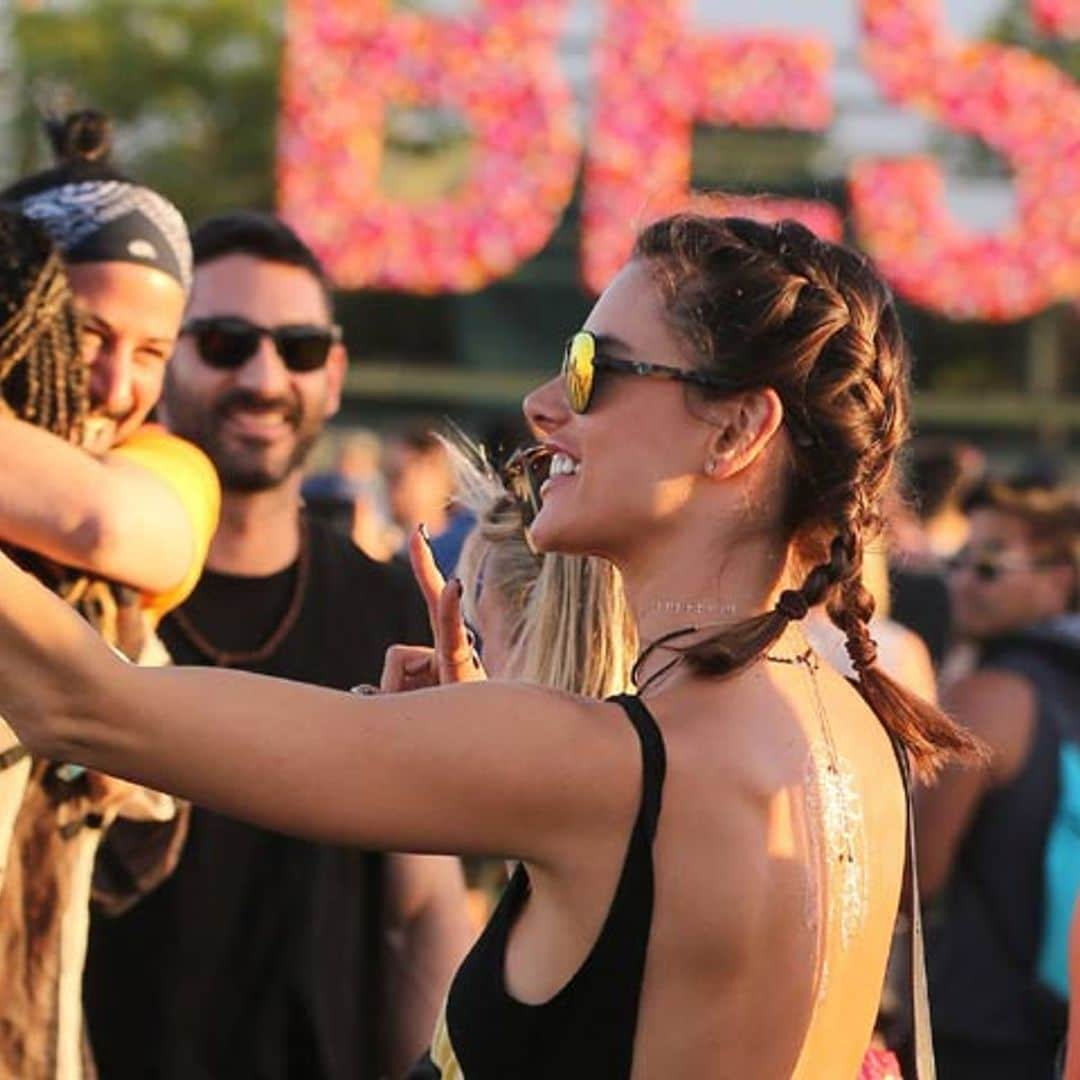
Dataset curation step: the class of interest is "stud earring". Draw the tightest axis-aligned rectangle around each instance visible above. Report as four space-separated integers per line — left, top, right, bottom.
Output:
704 460 716 476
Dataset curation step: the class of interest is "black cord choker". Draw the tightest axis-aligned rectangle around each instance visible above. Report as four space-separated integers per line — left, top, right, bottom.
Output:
632 623 816 697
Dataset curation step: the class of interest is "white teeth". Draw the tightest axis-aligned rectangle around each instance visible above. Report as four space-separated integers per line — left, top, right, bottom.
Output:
549 452 580 477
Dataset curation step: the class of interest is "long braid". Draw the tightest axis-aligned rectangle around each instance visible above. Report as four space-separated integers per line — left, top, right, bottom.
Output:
0 209 88 441
635 213 980 779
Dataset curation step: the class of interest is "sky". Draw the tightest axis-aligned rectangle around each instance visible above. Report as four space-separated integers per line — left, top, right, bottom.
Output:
555 0 1022 227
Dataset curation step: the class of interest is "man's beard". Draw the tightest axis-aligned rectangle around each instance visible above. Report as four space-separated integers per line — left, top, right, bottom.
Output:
216 430 320 492
166 384 323 493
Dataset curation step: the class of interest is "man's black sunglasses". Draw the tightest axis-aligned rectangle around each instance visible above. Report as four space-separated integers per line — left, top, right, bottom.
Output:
945 551 1066 583
182 316 342 373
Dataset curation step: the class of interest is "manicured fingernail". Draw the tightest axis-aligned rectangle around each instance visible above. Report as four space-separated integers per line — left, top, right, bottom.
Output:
418 523 431 543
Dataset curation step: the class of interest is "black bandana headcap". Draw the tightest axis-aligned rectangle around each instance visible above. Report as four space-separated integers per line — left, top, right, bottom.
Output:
17 180 192 293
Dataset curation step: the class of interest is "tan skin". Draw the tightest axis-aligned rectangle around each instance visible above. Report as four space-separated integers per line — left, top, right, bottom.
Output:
917 508 1075 898
0 260 905 1077
0 261 199 593
159 254 347 576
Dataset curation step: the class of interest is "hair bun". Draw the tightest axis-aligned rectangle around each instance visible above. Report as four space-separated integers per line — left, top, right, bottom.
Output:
45 109 113 166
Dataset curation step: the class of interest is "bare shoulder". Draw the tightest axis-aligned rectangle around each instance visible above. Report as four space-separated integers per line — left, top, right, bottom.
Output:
354 680 647 861
944 667 1036 736
943 668 1036 782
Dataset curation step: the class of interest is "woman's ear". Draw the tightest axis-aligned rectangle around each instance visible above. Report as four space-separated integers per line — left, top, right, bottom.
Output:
703 388 785 480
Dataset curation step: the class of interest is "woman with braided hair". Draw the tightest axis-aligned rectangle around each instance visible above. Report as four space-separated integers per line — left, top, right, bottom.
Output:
0 212 975 1078
0 208 183 1080
0 206 89 904
1 109 220 627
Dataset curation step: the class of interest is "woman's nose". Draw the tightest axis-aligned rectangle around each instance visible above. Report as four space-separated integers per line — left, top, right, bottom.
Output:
523 374 569 440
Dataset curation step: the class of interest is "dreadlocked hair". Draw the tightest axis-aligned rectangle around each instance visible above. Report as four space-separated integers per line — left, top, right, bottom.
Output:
634 212 979 780
0 208 88 441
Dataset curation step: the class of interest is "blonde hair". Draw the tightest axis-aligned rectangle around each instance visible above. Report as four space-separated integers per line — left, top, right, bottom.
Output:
446 438 637 698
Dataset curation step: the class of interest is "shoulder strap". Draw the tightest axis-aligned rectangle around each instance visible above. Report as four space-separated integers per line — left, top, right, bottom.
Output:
888 731 936 1080
611 695 668 842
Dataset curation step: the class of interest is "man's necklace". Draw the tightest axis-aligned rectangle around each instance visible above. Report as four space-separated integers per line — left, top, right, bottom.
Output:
169 521 312 668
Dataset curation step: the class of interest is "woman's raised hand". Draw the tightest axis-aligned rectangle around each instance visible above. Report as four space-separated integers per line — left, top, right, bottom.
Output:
379 527 486 693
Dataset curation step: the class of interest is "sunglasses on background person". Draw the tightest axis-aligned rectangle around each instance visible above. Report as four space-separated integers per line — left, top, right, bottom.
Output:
182 315 342 373
945 549 1067 583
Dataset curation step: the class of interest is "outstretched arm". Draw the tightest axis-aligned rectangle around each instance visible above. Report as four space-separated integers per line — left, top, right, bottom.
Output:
0 552 638 865
0 416 206 595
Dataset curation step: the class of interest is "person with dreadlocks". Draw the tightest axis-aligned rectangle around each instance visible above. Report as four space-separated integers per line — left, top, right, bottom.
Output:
0 211 86 441
0 207 187 1080
0 108 219 641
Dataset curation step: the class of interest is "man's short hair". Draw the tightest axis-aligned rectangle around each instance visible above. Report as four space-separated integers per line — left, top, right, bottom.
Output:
909 437 973 522
389 424 445 458
191 211 331 307
966 480 1080 610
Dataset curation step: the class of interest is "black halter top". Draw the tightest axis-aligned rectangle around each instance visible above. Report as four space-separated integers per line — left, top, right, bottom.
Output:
408 694 667 1079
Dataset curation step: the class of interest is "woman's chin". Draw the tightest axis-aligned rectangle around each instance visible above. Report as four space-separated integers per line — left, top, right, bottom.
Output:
527 511 601 557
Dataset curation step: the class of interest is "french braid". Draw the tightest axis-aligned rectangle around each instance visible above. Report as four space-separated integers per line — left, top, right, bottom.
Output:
634 214 978 778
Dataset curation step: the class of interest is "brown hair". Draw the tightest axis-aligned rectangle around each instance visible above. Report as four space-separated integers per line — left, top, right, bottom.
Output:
634 213 978 778
0 209 88 441
965 480 1080 610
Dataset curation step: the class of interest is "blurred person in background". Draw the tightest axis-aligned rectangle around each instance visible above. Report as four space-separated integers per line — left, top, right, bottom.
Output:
383 426 474 577
382 438 636 699
85 211 472 1080
888 438 984 669
917 480 1080 1079
304 429 400 561
0 208 190 1080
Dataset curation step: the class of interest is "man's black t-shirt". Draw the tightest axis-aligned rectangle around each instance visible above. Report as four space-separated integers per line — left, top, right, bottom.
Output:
85 516 430 1080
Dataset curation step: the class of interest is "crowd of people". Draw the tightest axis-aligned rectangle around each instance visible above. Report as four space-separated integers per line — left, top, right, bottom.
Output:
0 107 1075 1079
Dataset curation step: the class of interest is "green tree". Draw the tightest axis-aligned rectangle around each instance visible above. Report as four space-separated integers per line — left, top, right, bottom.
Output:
12 0 283 224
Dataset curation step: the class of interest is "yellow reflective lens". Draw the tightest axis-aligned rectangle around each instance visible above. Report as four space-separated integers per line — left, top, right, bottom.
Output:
564 331 595 413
